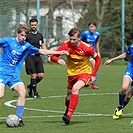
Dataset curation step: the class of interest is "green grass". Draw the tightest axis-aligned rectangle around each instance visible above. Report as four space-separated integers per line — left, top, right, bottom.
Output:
0 63 133 132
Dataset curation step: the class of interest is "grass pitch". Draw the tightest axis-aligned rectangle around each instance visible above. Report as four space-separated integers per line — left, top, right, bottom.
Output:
0 63 133 133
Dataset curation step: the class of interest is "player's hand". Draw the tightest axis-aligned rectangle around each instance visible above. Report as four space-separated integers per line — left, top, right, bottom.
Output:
98 53 101 58
57 59 66 66
47 56 51 62
60 50 69 55
104 59 112 65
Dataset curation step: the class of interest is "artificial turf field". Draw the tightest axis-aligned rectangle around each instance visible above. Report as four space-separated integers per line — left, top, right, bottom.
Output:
0 63 133 133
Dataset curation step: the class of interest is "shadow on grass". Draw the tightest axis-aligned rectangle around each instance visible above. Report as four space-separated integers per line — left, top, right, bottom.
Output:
42 119 88 126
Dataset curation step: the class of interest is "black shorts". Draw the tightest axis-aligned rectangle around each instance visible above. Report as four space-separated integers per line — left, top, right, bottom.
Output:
25 55 44 75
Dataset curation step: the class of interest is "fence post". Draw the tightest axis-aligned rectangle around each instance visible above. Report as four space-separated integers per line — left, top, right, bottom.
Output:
36 0 40 31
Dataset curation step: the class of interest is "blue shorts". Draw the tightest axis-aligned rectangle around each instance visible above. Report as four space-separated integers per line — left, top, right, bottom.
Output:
0 72 22 89
124 66 133 81
124 66 133 89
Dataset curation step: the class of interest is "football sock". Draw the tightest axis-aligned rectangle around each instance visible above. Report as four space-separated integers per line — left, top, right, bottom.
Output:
64 98 70 116
67 94 79 118
123 100 128 107
31 78 37 95
119 93 126 106
16 106 24 119
36 77 42 84
65 98 70 107
93 73 98 85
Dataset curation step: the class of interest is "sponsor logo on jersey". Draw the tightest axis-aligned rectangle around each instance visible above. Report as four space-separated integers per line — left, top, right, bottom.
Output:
22 46 26 50
94 36 97 39
79 50 84 54
11 50 22 55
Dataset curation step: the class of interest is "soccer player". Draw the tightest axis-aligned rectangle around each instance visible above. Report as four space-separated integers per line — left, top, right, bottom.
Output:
0 24 69 127
51 27 101 125
25 18 47 98
80 22 100 89
104 46 133 119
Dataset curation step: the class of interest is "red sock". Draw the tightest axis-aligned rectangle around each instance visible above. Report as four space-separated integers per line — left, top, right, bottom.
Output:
64 98 70 116
67 94 79 119
65 97 70 107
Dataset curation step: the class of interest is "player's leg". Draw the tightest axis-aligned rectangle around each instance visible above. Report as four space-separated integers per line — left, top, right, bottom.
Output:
119 76 131 107
64 89 72 116
67 80 84 118
62 80 85 125
0 84 5 98
0 72 6 98
62 74 91 125
36 73 44 84
62 76 74 125
113 76 131 119
30 73 40 98
33 57 44 98
25 56 35 98
13 83 26 127
124 87 133 106
89 58 98 89
36 57 44 84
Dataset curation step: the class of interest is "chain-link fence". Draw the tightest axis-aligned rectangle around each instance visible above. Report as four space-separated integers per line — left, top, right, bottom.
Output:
0 0 88 51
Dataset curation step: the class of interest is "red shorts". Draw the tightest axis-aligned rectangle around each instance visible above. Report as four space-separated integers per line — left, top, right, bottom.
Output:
67 73 91 90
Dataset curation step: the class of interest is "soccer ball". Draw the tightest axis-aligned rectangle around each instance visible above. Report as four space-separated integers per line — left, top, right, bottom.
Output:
6 114 19 127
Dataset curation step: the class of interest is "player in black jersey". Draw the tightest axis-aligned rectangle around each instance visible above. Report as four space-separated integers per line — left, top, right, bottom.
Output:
25 18 47 98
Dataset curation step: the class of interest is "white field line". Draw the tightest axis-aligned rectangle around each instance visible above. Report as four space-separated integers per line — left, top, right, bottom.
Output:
1 93 132 120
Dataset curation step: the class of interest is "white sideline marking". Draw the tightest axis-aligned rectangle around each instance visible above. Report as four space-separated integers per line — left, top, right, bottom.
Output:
0 113 132 120
2 93 132 120
4 92 117 108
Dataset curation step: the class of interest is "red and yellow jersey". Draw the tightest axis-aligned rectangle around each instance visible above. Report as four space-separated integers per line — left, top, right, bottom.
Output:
52 40 95 76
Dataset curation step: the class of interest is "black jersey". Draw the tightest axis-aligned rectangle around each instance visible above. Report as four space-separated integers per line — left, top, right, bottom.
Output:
25 31 44 74
26 31 44 48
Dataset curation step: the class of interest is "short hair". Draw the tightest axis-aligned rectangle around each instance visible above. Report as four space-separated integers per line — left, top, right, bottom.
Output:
17 24 29 35
88 22 97 27
68 27 81 37
29 18 38 23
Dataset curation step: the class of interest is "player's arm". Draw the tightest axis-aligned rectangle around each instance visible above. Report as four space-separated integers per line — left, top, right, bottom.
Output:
0 37 7 47
41 43 51 62
40 35 47 50
38 49 69 56
51 44 67 66
90 52 100 84
41 43 47 50
96 40 100 57
104 53 126 65
51 51 67 66
92 52 101 76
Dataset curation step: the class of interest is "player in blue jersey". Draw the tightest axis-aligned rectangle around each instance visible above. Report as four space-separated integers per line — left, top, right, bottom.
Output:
104 45 133 119
0 24 69 127
80 22 100 89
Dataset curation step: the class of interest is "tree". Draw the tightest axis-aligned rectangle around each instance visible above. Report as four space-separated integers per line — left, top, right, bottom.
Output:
77 0 133 58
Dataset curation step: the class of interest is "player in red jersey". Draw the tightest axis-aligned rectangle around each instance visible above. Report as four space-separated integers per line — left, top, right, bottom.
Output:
51 28 101 125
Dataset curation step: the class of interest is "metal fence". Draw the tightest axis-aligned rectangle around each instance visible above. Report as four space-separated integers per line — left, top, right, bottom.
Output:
0 0 88 50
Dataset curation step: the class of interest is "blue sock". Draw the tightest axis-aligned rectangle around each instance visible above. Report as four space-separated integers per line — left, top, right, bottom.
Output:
119 93 126 106
94 73 98 85
16 106 24 119
123 100 128 107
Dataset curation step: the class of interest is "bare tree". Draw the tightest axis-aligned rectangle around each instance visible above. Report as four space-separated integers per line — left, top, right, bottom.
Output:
96 0 109 28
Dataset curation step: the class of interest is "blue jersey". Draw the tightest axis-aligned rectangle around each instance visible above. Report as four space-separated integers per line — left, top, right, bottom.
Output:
0 37 39 76
80 30 100 49
124 44 133 82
